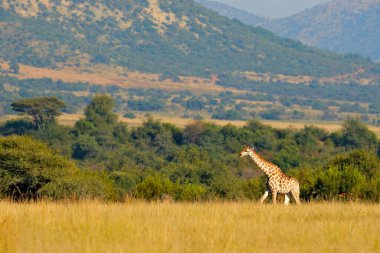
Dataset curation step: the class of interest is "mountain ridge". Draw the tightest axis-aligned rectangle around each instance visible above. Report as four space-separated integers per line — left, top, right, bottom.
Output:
194 0 266 26
262 0 380 62
0 0 377 81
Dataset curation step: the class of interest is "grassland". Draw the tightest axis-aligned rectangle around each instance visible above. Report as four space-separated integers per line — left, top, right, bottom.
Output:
0 201 379 253
8 63 240 94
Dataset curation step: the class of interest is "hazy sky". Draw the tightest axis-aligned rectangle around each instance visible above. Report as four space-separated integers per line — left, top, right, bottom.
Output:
213 0 333 18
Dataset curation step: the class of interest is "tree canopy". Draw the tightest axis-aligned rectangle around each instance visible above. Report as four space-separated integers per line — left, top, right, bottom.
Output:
0 135 115 200
11 97 66 129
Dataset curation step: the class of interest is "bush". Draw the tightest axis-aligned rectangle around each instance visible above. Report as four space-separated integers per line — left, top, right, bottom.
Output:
209 176 245 200
259 108 285 120
288 168 317 201
339 117 378 151
0 136 77 200
132 175 206 201
132 175 175 201
124 112 137 119
211 109 245 120
241 177 267 200
0 136 115 200
314 165 365 200
0 119 34 136
38 171 117 201
174 184 206 201
329 150 380 179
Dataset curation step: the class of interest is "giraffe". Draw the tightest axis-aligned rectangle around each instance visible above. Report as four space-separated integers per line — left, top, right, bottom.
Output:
239 145 300 205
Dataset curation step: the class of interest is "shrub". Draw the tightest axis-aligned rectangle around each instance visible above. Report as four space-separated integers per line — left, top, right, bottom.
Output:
209 176 245 200
241 177 267 200
0 136 77 200
132 175 206 201
0 136 115 200
0 119 34 136
124 112 137 119
314 165 365 200
39 171 117 201
339 117 378 151
132 175 175 201
174 184 206 201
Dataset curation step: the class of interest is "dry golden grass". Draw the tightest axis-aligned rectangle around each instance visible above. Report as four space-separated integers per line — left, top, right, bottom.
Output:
8 63 242 94
0 201 379 253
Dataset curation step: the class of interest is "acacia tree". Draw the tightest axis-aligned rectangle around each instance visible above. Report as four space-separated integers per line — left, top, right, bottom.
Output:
11 97 66 129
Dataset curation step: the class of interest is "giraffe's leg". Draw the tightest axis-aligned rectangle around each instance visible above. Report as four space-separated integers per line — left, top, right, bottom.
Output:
260 190 269 204
272 190 277 204
284 193 290 205
291 187 301 205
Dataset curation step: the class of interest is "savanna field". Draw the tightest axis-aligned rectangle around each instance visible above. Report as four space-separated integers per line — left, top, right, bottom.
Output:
1 0 380 253
0 201 379 253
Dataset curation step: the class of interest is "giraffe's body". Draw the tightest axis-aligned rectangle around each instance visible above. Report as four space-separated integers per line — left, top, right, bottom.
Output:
240 146 300 205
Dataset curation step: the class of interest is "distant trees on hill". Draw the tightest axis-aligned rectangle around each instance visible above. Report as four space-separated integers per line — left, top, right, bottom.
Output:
1 76 380 125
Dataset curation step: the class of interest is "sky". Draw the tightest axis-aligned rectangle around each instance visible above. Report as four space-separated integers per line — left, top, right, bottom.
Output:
213 0 333 18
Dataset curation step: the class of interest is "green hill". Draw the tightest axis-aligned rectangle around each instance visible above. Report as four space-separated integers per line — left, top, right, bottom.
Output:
263 0 380 62
0 0 376 78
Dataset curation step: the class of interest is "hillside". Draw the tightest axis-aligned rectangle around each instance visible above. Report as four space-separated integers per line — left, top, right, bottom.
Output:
263 0 380 62
195 0 266 26
0 0 376 79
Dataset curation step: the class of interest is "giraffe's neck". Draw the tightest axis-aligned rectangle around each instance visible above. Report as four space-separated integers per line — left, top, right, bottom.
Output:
248 149 282 177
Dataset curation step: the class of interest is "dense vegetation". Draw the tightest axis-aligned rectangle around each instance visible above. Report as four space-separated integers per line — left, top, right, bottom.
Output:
0 135 115 200
0 0 376 78
1 95 380 202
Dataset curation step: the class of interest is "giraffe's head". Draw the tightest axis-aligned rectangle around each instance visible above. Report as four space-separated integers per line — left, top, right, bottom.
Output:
239 145 253 158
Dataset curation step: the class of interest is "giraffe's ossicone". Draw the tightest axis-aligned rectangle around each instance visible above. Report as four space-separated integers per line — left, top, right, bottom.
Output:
240 145 301 205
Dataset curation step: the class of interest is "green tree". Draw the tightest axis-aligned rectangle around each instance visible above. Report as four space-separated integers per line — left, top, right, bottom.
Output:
133 175 175 201
0 136 115 200
273 142 301 171
11 97 66 129
0 136 77 200
84 94 117 127
339 117 378 151
329 150 380 179
73 94 127 146
314 165 365 200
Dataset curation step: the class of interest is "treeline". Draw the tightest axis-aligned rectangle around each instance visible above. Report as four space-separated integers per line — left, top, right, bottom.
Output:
2 76 380 124
0 95 380 202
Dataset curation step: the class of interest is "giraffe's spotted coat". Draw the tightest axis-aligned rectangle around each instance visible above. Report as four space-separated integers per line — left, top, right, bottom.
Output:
240 145 300 205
